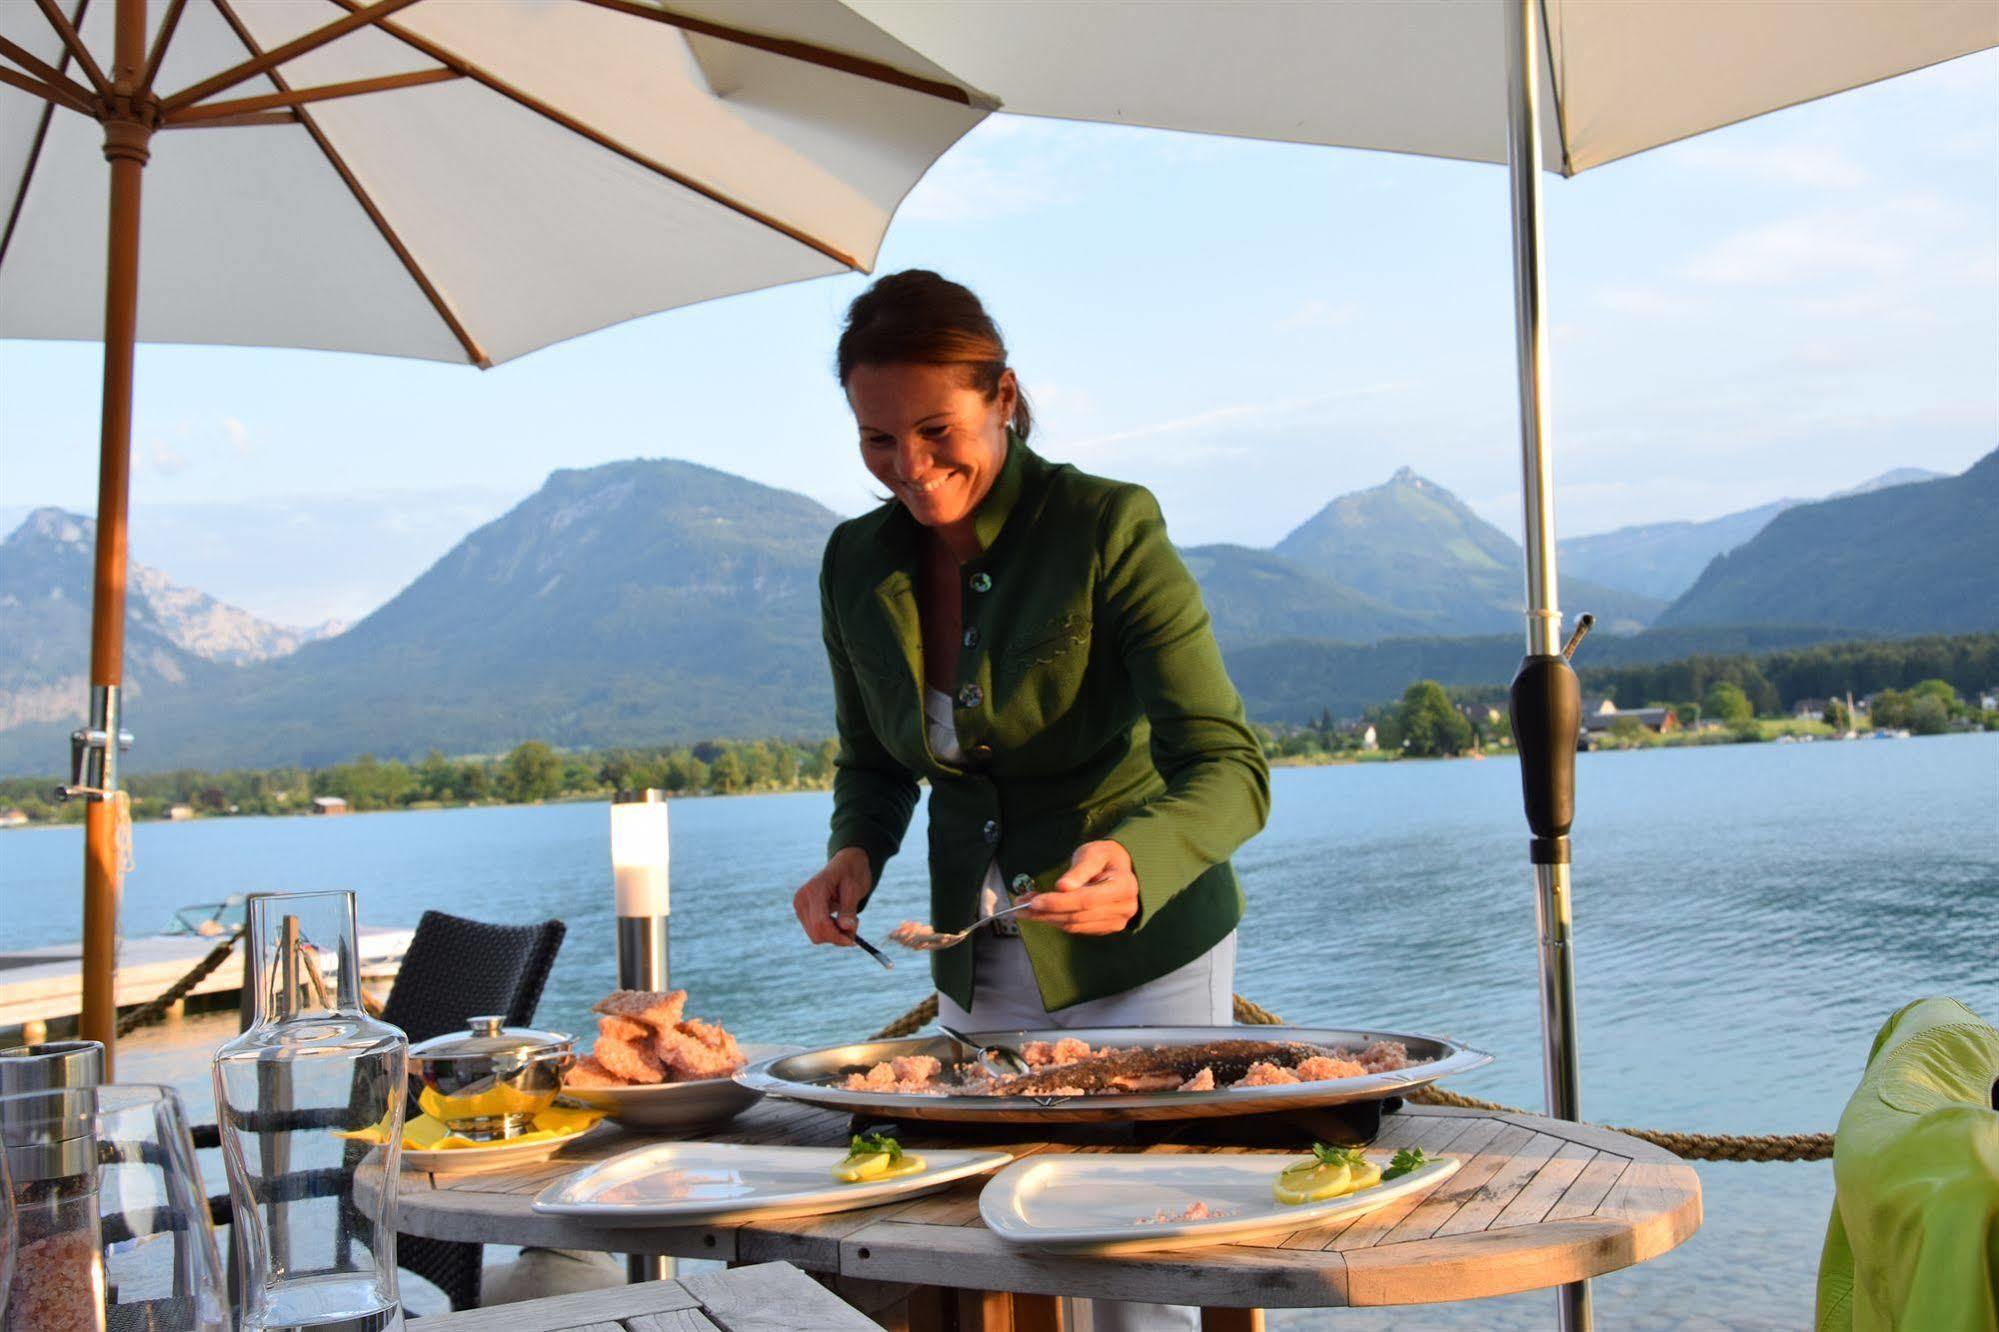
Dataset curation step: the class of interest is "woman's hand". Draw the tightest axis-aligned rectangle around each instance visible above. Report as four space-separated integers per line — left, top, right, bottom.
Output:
1023 840 1139 935
794 846 873 946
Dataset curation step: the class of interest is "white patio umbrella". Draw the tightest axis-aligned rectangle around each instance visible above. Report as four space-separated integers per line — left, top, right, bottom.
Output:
0 0 993 1076
4 6 1993 1319
861 6 1990 1322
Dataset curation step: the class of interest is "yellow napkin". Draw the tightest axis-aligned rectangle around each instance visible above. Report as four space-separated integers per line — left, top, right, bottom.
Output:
337 1101 605 1152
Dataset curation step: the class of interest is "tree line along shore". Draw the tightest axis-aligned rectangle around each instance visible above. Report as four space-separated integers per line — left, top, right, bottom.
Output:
2 634 1993 827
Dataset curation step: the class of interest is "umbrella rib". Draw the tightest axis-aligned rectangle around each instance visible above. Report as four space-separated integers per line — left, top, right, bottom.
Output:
138 0 189 101
164 68 463 125
33 0 111 100
1540 0 1574 177
209 0 491 368
0 62 94 116
329 0 864 272
171 108 299 128
0 0 89 283
575 0 984 108
160 0 425 115
0 33 97 107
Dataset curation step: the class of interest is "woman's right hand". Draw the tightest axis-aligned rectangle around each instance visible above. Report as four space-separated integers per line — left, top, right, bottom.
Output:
793 846 873 946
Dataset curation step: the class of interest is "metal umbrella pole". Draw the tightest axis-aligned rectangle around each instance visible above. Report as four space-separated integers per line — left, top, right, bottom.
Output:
1503 2 1590 1328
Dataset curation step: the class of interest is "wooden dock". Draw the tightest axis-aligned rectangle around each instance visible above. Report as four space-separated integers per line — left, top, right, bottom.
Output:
0 926 414 1041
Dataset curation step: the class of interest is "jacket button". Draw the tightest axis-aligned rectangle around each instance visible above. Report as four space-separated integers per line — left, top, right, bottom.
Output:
1010 873 1034 895
958 683 983 709
969 572 992 593
962 626 980 649
967 744 994 765
982 819 1000 845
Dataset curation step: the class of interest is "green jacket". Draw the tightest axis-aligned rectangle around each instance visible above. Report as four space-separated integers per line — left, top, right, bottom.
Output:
820 435 1270 1013
1816 996 1999 1331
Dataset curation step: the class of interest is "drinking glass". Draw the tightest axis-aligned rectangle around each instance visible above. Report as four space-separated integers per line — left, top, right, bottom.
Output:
0 1082 228 1332
214 892 408 1331
0 1124 13 1321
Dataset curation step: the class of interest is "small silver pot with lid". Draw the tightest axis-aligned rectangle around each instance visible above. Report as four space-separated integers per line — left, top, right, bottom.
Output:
407 1016 574 1141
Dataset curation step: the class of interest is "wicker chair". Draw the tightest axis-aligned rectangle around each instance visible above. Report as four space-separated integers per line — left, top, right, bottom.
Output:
197 909 567 1314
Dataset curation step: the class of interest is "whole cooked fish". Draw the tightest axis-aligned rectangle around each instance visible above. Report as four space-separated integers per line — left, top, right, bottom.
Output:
991 1040 1337 1095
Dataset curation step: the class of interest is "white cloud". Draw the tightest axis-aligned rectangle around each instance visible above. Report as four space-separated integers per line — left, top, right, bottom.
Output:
1685 216 1896 286
898 121 1078 224
1682 195 1958 287
146 443 190 476
1672 140 1867 190
1592 286 1694 318
1279 299 1358 330
1066 383 1412 461
223 417 251 456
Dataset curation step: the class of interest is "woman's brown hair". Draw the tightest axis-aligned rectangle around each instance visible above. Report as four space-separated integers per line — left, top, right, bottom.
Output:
835 270 1032 440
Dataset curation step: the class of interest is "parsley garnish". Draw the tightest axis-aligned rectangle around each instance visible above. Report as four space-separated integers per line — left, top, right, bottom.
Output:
1383 1148 1428 1180
844 1132 903 1164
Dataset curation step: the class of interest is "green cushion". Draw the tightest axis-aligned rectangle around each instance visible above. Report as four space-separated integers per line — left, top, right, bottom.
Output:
1818 997 1999 1330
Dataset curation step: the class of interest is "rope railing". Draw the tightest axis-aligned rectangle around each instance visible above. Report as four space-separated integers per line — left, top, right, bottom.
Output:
871 991 1835 1163
116 926 246 1037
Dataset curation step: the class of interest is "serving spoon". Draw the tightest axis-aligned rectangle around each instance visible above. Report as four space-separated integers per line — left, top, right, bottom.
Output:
890 900 1037 952
937 1022 1031 1079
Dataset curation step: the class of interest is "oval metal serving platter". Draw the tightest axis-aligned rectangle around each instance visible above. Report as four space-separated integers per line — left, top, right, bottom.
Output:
735 1025 1491 1124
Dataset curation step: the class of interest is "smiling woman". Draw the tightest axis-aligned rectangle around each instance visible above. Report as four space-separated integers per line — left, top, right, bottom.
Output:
791 268 1271 1019
792 271 1271 1329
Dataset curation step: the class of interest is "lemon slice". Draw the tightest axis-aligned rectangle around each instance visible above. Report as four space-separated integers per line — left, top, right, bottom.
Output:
876 1154 927 1180
1347 1160 1383 1193
833 1151 894 1183
1274 1159 1350 1205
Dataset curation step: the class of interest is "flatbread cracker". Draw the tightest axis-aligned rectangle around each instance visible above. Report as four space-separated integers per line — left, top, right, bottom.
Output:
594 1033 666 1085
563 1055 626 1089
593 989 688 1028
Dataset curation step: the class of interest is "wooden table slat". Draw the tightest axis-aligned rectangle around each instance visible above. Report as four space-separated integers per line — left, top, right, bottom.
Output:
1431 1130 1565 1238
414 1276 702 1330
625 1312 721 1332
679 1262 879 1331
1545 1152 1631 1222
1491 1141 1597 1231
1376 1120 1539 1246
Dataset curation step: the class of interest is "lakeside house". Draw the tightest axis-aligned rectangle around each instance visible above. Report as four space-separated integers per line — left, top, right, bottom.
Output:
1794 698 1830 721
166 804 195 822
0 809 26 829
1580 704 1678 737
310 795 350 816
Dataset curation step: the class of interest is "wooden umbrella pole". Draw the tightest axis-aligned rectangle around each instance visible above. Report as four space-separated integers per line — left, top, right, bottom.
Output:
78 0 155 1074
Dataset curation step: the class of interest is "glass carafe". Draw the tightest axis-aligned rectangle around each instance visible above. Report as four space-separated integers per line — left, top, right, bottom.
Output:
213 893 407 1331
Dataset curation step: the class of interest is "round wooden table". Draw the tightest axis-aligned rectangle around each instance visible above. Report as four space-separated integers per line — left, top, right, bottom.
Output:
364 1097 1701 1329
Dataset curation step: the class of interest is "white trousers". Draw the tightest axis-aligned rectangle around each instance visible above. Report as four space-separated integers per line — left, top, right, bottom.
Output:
937 930 1237 1332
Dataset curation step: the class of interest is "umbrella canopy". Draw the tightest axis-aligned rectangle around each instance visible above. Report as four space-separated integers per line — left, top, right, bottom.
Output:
0 0 991 365
849 0 1995 175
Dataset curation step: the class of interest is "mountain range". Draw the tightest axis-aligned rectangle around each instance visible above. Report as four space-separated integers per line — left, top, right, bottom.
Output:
0 510 339 733
1 453 1990 774
1558 467 1942 601
1657 452 1998 634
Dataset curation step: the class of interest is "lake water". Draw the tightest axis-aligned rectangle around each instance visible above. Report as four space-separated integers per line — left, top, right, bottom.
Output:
6 734 1996 1329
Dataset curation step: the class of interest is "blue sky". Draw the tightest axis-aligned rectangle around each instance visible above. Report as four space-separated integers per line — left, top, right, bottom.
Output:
3 50 1993 626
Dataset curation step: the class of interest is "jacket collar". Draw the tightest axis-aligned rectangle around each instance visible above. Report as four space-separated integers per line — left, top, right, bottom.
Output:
876 429 1039 559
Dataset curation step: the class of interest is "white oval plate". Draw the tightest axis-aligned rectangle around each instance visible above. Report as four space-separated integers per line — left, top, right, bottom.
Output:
563 1044 797 1131
979 1150 1460 1254
402 1121 611 1175
533 1141 1014 1226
